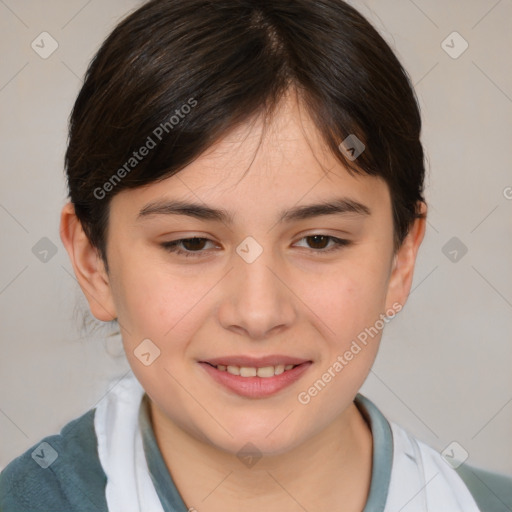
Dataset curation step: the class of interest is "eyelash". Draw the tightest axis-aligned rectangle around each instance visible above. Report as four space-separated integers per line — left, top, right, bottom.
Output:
160 235 351 259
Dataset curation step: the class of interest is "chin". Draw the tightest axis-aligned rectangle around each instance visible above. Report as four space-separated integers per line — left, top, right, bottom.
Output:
202 417 305 458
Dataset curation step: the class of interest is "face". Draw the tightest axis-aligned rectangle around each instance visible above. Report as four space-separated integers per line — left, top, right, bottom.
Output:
82 94 417 456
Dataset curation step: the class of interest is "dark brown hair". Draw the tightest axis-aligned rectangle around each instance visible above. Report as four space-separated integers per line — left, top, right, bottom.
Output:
64 0 426 268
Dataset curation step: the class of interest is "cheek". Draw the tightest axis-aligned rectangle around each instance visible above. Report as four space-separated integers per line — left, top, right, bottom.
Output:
110 254 218 359
299 256 390 343
293 268 388 418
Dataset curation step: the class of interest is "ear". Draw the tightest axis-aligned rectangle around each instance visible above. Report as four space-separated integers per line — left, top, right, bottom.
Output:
59 202 117 322
385 201 428 311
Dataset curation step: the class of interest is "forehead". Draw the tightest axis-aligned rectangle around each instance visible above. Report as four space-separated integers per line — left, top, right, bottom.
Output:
111 94 390 219
185 94 349 184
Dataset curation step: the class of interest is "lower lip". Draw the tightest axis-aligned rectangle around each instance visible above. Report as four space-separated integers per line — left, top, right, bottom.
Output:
199 362 312 399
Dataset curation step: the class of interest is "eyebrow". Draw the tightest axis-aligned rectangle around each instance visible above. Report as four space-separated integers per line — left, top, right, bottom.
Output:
136 197 371 224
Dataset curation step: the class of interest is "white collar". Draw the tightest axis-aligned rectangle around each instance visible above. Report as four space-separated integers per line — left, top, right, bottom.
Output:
94 372 480 512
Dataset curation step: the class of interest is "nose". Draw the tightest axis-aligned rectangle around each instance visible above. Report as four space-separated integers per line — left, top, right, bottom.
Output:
217 246 297 341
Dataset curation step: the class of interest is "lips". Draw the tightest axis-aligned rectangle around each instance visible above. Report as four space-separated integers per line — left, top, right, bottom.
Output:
201 355 310 367
198 355 312 398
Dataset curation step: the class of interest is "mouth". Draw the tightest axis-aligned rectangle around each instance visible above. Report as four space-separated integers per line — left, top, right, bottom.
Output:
203 362 301 378
198 356 312 398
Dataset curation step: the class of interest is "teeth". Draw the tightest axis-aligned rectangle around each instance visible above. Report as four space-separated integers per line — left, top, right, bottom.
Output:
217 363 297 377
227 365 240 376
240 367 257 377
257 366 275 378
274 365 285 375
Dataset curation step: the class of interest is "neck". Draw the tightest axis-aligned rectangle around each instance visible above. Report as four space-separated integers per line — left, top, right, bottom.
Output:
148 399 373 512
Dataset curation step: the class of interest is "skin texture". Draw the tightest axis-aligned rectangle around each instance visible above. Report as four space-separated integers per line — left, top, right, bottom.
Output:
60 92 427 511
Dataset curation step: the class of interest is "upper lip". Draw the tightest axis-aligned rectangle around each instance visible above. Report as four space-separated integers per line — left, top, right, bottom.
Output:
200 355 311 367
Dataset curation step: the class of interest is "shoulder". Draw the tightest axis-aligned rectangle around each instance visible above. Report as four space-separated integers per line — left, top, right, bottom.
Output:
390 422 512 512
455 464 512 512
0 408 108 512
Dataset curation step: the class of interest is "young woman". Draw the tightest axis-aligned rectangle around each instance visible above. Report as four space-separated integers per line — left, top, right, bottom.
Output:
1 1 511 510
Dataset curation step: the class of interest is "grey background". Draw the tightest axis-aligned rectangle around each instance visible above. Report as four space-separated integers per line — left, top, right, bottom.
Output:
1 0 511 475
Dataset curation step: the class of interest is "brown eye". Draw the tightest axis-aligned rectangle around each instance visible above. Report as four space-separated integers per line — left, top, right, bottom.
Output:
161 237 216 258
181 238 208 251
295 235 351 253
305 235 330 249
